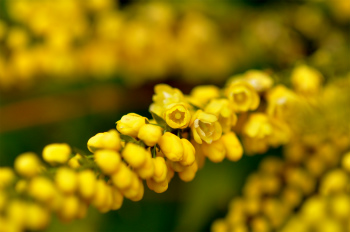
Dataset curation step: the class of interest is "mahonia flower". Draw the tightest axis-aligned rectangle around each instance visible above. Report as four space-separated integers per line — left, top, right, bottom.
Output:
190 110 222 144
163 103 191 129
225 80 260 112
188 85 220 107
227 70 273 93
42 143 71 165
158 132 184 161
221 132 243 161
14 152 42 178
149 84 185 115
291 65 323 95
87 129 121 152
137 124 163 146
205 98 237 133
116 113 148 138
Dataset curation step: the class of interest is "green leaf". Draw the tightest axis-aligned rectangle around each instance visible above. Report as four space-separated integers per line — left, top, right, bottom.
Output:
150 111 172 131
120 134 138 144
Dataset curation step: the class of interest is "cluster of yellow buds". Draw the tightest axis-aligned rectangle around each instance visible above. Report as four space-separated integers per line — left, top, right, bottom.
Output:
1 0 349 90
211 74 350 232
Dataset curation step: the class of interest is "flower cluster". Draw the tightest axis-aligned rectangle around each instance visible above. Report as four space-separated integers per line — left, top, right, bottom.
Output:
0 0 348 90
211 74 350 232
0 66 347 231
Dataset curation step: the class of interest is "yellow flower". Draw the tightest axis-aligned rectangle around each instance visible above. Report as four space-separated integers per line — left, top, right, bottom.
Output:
116 113 148 137
221 132 243 161
111 163 133 190
163 103 191 129
135 154 154 179
243 113 272 139
178 161 198 182
28 176 56 203
122 143 147 168
87 129 121 152
158 132 184 161
225 80 260 112
205 99 237 133
14 152 41 178
55 167 78 194
179 138 196 166
341 151 350 173
25 203 50 231
94 150 121 175
111 186 124 210
68 154 83 169
42 143 71 165
202 138 226 163
91 179 109 211
0 167 15 188
138 124 163 146
152 84 184 107
190 110 222 144
291 65 323 95
189 85 220 107
243 70 274 93
146 178 168 193
152 157 167 183
58 195 80 222
78 170 96 201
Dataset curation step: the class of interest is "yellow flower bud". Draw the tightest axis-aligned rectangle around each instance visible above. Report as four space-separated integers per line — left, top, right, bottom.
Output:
225 80 260 112
179 139 195 166
92 179 109 210
152 157 167 183
163 103 191 129
190 110 222 144
0 191 7 211
68 154 83 169
77 170 96 200
166 161 175 183
129 179 144 202
122 173 141 200
189 85 220 108
291 65 323 95
330 194 350 220
192 140 206 169
111 163 133 190
94 150 121 175
221 132 243 161
320 169 348 195
301 196 327 224
7 200 27 226
0 167 15 188
87 129 121 152
135 155 154 179
151 84 184 107
25 203 50 231
158 132 184 161
111 186 123 210
42 143 71 165
116 113 147 137
341 151 350 173
146 178 168 193
14 152 41 178
28 176 56 203
243 113 272 139
97 185 113 213
211 219 229 232
205 99 237 133
58 195 80 222
55 167 77 194
138 124 163 147
202 138 226 163
122 143 147 168
178 161 198 182
243 70 274 92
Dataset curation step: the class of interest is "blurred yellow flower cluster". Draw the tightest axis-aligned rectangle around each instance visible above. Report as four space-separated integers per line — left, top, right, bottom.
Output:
211 74 350 232
0 0 348 90
0 66 349 231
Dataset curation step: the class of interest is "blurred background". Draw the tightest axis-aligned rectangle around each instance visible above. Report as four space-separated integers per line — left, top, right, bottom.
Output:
0 0 349 231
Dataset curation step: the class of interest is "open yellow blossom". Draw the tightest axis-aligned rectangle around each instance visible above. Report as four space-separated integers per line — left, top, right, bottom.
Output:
116 113 148 138
190 110 222 144
243 113 272 139
152 84 184 107
225 80 260 112
137 124 163 146
205 98 237 133
14 152 41 178
189 85 220 107
87 129 121 152
163 103 191 129
42 143 71 165
243 70 274 93
158 132 184 161
291 65 323 95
